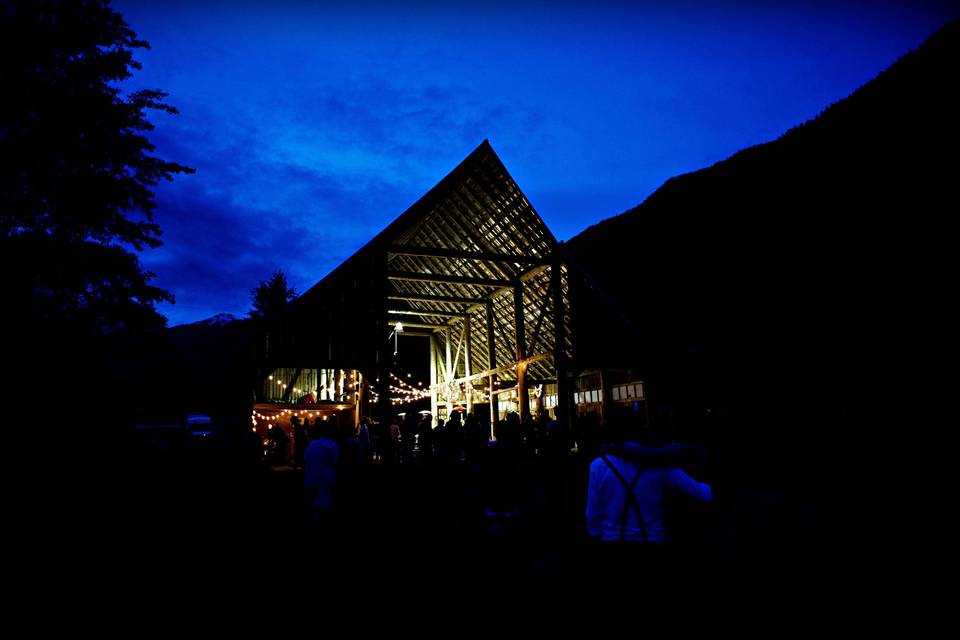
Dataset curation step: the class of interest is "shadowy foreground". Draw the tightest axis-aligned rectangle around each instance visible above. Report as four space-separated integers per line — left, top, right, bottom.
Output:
61 432 871 630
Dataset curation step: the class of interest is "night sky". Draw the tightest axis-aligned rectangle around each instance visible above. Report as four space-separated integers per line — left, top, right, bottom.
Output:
114 0 958 326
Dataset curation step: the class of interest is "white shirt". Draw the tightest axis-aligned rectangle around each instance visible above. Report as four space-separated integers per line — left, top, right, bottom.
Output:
304 437 339 509
586 454 712 543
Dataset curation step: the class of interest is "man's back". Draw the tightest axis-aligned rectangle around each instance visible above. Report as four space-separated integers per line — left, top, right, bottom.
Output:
586 453 711 543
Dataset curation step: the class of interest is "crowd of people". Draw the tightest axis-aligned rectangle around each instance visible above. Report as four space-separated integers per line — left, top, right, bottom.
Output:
291 407 712 563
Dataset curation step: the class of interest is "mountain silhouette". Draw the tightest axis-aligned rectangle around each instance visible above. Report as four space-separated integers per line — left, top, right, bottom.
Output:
188 313 239 327
566 19 958 468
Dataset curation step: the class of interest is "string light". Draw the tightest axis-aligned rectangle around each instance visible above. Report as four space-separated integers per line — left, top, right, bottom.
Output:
389 372 430 402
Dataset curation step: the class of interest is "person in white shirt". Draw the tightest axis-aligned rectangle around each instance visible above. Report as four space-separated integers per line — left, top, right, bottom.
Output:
586 442 712 543
304 419 339 523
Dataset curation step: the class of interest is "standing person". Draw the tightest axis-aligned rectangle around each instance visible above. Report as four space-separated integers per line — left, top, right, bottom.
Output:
482 413 522 518
585 420 711 585
400 412 418 464
386 417 401 464
357 416 372 461
267 423 290 467
291 415 307 469
417 414 434 464
304 418 339 525
441 410 463 464
462 413 485 468
335 416 367 519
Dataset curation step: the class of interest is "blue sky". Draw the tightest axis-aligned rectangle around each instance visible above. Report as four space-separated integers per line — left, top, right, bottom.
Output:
113 0 959 325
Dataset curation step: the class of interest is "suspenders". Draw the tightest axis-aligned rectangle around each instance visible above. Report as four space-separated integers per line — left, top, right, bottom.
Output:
600 454 649 540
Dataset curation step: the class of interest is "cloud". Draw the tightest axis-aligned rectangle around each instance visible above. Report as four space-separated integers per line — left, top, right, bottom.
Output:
138 70 548 324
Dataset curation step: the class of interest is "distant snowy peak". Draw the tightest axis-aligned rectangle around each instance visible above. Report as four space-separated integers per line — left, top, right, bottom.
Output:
192 313 238 327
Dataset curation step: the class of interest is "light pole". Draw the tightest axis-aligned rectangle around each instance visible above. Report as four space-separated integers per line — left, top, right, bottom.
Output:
390 321 404 356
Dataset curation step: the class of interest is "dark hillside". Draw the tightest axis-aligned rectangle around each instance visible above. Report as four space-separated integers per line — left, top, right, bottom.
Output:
566 20 958 483
133 315 257 422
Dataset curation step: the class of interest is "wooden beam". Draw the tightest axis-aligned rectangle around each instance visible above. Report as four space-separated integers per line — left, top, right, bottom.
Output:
464 316 473 414
387 270 514 288
281 367 302 404
486 300 498 436
552 259 569 428
388 293 487 305
375 248 390 422
514 282 528 424
389 244 548 264
528 290 550 357
391 321 446 331
432 353 553 389
445 327 453 385
513 283 527 362
453 325 464 376
464 263 553 315
430 335 438 425
388 308 467 318
355 372 362 427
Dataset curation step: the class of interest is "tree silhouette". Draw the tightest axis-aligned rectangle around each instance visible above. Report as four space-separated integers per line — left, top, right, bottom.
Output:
1 0 193 334
250 270 297 318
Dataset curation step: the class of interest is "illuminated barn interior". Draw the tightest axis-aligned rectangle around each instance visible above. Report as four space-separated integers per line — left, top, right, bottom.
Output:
252 141 645 433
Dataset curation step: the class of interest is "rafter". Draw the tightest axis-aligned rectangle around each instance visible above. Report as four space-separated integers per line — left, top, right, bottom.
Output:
389 321 447 331
387 270 514 288
389 244 547 264
387 293 487 305
387 309 467 318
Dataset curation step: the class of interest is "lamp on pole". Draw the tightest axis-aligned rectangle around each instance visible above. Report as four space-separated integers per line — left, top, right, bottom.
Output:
390 321 404 356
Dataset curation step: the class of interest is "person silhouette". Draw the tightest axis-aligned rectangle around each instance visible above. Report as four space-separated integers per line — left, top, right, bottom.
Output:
585 418 712 583
304 418 339 525
291 415 307 469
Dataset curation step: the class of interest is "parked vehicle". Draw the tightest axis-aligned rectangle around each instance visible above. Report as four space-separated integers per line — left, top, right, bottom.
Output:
185 414 214 438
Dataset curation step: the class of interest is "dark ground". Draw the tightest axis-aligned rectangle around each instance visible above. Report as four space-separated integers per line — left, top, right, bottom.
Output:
48 429 882 632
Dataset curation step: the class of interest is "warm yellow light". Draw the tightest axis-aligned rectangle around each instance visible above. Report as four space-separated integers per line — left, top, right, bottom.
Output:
394 321 404 333
268 375 273 380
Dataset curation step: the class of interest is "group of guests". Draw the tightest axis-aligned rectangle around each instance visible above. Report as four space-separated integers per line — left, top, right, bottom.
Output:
301 410 544 522
299 406 712 562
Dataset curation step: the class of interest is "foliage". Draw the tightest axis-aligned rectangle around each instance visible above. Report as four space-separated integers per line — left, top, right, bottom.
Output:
249 270 297 318
0 0 194 334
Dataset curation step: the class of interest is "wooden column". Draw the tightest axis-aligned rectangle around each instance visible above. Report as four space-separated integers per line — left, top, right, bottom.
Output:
445 328 453 387
514 282 529 424
430 334 438 427
464 317 473 414
598 369 608 427
375 251 391 423
281 367 302 403
551 258 569 429
486 300 498 438
355 371 362 427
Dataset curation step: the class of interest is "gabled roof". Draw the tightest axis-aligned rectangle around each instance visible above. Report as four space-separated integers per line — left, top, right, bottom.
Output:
289 140 571 380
